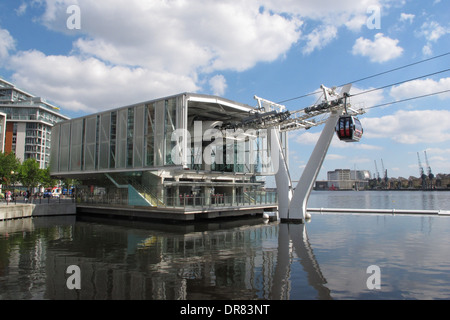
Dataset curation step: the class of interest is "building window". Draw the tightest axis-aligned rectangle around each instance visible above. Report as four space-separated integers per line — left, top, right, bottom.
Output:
84 116 97 171
164 99 176 165
110 111 117 169
145 103 155 167
133 105 145 168
99 112 111 170
127 107 134 168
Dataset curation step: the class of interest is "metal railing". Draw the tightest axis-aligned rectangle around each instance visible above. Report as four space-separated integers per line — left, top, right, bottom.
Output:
76 190 278 209
0 195 75 205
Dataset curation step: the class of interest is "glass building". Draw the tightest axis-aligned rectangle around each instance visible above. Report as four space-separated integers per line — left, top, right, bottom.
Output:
50 93 279 211
0 78 70 168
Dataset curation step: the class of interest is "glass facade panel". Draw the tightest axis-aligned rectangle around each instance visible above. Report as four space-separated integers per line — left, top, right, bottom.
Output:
258 131 271 174
164 99 177 165
127 108 134 168
70 118 83 171
99 113 111 170
245 129 258 174
59 122 71 172
235 135 245 173
49 124 60 173
154 100 165 166
110 111 117 169
145 103 155 167
84 116 97 171
116 109 127 169
133 105 145 168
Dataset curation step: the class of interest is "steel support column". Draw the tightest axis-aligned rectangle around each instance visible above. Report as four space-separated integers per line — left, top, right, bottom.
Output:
286 109 343 223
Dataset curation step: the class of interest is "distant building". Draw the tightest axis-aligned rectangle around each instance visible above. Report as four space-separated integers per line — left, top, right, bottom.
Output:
0 78 70 168
315 169 371 190
0 112 6 153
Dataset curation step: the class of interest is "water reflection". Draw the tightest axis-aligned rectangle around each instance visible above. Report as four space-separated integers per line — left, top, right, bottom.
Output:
0 216 330 300
271 223 331 300
2 207 450 300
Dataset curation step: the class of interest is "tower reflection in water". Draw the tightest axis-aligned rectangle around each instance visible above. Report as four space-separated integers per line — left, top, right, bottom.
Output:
271 223 331 300
0 216 330 300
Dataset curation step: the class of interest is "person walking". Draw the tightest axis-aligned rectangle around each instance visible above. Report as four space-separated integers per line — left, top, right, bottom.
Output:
6 190 11 205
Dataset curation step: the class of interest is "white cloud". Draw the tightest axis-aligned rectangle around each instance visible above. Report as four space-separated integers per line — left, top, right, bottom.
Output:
425 148 450 156
5 0 307 112
302 25 338 55
352 33 403 63
35 0 396 69
399 13 415 23
416 21 450 56
3 0 407 114
422 44 433 56
326 154 345 160
262 0 384 31
9 50 199 113
15 3 28 16
417 21 449 43
0 27 15 61
415 21 449 57
344 14 369 32
362 109 450 144
349 85 386 110
209 75 227 96
293 131 321 145
422 148 450 175
390 77 450 101
40 0 303 74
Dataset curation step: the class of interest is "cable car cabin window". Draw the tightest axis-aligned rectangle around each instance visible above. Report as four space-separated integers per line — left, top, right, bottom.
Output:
336 116 363 142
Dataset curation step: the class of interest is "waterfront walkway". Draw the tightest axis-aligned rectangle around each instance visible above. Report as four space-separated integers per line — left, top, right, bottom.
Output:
1 195 277 222
76 203 278 222
0 197 76 221
3 197 450 222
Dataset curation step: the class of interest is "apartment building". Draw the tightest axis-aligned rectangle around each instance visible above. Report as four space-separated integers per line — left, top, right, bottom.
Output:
0 78 70 168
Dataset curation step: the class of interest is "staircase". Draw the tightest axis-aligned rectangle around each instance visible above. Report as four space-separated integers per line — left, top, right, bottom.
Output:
105 173 164 207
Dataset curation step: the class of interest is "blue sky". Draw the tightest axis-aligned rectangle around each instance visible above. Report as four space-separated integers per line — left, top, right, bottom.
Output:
0 0 449 181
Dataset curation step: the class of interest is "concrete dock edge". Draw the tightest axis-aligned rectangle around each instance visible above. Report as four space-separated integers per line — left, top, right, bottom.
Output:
0 202 76 221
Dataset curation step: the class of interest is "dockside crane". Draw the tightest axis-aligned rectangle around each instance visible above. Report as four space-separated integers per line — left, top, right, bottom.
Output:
424 151 434 189
417 152 427 190
374 160 380 183
381 158 388 185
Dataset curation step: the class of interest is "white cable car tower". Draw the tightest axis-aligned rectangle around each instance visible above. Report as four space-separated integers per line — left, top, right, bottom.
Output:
230 84 365 223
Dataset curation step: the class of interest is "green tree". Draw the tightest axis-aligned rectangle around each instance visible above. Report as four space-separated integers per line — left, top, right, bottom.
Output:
0 152 20 190
41 167 58 188
18 158 43 196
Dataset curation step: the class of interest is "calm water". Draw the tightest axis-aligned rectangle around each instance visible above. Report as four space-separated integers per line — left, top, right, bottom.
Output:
1 191 450 300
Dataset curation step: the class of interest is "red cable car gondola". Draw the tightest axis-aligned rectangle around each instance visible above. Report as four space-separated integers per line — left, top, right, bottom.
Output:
336 115 363 142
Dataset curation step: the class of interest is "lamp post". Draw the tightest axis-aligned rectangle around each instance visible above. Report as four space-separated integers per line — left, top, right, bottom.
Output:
10 170 17 204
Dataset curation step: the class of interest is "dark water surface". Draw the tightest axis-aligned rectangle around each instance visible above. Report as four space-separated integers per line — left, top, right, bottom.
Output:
1 191 450 300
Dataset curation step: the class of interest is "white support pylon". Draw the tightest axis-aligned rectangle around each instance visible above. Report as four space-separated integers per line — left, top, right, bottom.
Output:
287 109 343 222
254 84 356 223
269 126 293 220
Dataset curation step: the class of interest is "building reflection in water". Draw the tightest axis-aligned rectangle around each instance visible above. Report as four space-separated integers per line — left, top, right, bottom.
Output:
0 216 330 300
